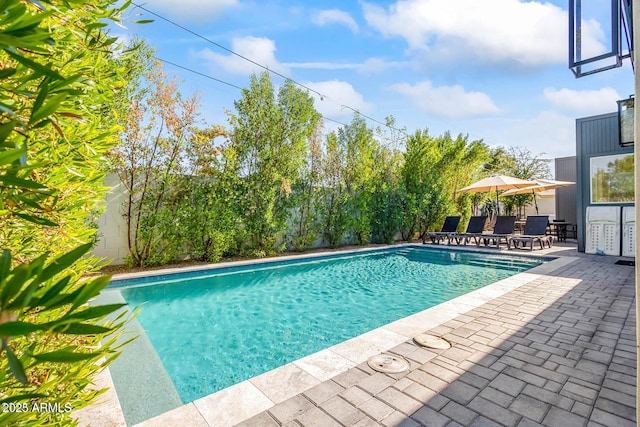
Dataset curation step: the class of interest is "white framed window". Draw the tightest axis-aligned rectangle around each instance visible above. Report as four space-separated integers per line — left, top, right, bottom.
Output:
590 153 635 203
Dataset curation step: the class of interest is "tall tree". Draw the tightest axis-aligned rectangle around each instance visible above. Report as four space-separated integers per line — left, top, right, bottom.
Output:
227 72 321 255
288 121 324 251
500 146 551 216
318 131 350 247
369 146 404 244
400 130 489 239
341 114 377 245
438 132 489 224
180 125 240 261
400 129 447 239
110 41 201 266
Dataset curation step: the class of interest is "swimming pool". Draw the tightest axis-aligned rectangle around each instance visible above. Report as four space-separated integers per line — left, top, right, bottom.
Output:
111 246 547 404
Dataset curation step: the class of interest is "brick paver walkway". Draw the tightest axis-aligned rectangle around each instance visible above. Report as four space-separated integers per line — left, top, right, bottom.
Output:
238 253 636 427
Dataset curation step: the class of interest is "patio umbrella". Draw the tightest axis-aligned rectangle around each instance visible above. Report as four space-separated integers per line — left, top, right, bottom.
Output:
501 179 575 214
458 175 537 215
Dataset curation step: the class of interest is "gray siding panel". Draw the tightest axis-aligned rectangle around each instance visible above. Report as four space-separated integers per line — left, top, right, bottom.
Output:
578 112 620 155
555 156 577 225
575 112 634 252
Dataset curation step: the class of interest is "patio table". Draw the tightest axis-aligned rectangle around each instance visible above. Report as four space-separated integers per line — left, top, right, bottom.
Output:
547 221 572 242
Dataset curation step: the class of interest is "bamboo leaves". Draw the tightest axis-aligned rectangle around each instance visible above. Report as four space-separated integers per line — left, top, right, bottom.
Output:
0 0 138 422
0 244 122 387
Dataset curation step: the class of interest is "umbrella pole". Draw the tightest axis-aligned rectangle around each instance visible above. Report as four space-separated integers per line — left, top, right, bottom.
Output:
534 194 539 214
496 188 500 216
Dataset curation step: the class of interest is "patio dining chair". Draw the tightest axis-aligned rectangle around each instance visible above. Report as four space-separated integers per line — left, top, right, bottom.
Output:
449 216 488 245
477 216 517 249
508 215 553 251
423 216 461 244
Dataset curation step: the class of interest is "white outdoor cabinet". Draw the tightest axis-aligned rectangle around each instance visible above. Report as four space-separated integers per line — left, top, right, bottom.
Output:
585 206 621 256
622 206 635 257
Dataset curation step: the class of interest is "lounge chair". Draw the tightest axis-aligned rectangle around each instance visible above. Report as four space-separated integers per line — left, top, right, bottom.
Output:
423 216 461 244
477 216 517 249
449 216 488 245
508 215 553 250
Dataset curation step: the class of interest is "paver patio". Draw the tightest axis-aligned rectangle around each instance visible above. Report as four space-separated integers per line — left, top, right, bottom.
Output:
232 246 636 427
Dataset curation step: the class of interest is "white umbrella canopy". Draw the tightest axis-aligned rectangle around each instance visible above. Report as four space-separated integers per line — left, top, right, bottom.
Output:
501 178 576 214
459 175 537 215
501 178 576 196
459 175 538 193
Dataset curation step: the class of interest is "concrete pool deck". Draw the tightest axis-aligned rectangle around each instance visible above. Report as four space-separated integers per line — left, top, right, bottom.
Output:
76 243 637 427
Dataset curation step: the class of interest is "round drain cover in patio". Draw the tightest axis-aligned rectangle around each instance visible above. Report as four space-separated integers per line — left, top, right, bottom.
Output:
367 353 410 373
413 334 451 349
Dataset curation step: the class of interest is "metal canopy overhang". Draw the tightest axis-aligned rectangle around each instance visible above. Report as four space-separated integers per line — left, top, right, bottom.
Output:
569 0 634 78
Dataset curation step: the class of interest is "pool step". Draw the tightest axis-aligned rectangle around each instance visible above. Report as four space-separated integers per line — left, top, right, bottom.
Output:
403 251 538 272
464 259 534 271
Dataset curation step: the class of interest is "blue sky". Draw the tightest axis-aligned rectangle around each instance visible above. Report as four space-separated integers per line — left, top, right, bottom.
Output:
118 0 634 161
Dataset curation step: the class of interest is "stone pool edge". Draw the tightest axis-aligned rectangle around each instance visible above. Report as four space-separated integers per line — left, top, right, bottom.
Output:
120 250 575 427
108 244 408 283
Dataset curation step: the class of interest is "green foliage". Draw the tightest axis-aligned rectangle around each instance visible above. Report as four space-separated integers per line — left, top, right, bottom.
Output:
318 132 350 247
341 115 377 245
369 147 404 244
180 127 240 262
227 72 321 255
0 0 137 423
111 42 241 266
317 115 406 247
593 154 635 202
0 0 129 261
496 146 551 216
288 125 323 251
0 245 131 424
400 130 489 240
440 133 490 223
109 58 554 266
114 69 324 261
400 129 447 239
111 41 202 266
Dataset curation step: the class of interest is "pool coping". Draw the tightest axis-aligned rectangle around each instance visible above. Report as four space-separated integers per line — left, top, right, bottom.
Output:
98 244 576 427
107 243 555 286
108 244 406 283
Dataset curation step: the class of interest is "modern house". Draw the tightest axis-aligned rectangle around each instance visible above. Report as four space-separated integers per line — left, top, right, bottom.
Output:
574 111 635 256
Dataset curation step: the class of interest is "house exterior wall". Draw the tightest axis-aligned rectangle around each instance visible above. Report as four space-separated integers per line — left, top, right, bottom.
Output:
555 156 577 225
575 112 634 253
523 196 556 219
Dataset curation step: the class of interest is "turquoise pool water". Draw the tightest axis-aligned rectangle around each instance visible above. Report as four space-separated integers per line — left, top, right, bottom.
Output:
114 247 546 403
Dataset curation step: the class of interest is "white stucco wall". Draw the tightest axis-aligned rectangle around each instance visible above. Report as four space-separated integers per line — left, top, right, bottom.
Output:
523 195 556 220
93 173 129 265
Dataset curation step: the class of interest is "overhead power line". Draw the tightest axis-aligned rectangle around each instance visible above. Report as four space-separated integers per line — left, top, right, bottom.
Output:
131 3 325 98
157 56 349 129
157 57 243 90
129 2 407 136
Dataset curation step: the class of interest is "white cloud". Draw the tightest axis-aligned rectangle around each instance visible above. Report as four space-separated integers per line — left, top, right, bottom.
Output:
304 80 373 119
143 0 239 23
391 81 500 118
284 61 359 70
312 9 359 33
362 0 606 67
543 87 621 115
498 111 576 158
194 36 289 76
283 57 407 73
357 57 408 74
